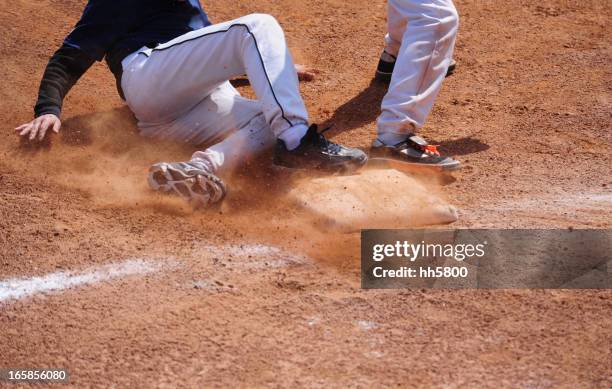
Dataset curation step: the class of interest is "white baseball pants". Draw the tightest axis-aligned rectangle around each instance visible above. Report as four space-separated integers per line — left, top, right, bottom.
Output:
120 13 309 176
377 0 459 143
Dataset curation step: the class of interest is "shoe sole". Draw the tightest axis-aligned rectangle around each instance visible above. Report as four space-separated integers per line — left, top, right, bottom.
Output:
369 157 461 173
376 59 457 82
332 153 369 173
148 163 226 208
273 153 368 174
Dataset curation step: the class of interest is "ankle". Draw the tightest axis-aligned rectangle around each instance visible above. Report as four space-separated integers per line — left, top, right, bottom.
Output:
377 133 410 146
189 154 216 172
278 124 309 151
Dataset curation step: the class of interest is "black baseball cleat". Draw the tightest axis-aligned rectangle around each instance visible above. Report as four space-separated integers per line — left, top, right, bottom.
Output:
273 124 368 172
375 51 457 82
375 51 397 82
370 134 460 171
447 59 457 76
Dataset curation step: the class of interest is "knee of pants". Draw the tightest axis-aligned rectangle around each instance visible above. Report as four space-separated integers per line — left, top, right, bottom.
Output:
239 13 283 35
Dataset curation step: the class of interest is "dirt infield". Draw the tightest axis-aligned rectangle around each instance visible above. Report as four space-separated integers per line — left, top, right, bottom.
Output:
1 0 611 387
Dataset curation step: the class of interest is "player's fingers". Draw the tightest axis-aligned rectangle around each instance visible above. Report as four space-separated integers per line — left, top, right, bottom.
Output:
38 120 50 141
19 125 32 137
28 128 38 141
298 71 315 82
295 64 317 82
52 118 61 133
29 119 42 141
15 124 29 131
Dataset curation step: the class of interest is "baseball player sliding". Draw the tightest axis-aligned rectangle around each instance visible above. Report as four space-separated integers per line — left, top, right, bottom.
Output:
371 0 460 170
15 0 367 207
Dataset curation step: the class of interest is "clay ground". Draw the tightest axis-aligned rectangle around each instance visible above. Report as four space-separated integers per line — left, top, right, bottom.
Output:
1 0 611 387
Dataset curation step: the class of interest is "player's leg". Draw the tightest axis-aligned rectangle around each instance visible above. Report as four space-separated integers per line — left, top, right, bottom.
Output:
121 14 307 147
384 0 407 60
139 80 276 207
140 80 362 208
190 114 274 178
376 0 456 82
371 0 460 171
122 13 366 175
130 80 264 147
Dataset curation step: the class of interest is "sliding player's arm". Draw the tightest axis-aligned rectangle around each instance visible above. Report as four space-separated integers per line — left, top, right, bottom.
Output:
16 0 126 141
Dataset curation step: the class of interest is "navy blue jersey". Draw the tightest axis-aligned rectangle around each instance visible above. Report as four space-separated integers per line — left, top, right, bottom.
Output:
35 0 211 117
65 0 210 65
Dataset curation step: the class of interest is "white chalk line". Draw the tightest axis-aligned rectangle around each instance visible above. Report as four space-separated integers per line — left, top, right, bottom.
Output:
0 258 167 303
1 243 309 304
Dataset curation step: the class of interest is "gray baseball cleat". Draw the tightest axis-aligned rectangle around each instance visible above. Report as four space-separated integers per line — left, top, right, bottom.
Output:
148 160 227 208
370 135 460 171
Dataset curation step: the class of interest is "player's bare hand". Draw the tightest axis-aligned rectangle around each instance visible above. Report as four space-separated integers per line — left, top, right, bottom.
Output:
15 114 61 142
295 64 319 82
